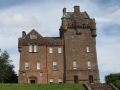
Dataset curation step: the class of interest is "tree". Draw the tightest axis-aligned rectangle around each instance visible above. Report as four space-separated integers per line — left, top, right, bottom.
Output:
0 49 18 83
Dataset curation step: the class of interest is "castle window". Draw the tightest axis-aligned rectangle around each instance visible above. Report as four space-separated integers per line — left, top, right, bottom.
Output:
87 61 91 69
58 79 62 83
73 61 77 69
40 72 43 76
49 48 53 53
49 78 53 84
53 61 57 70
22 72 26 76
37 62 40 70
34 45 37 52
86 46 90 52
58 48 62 53
25 62 29 70
29 45 32 52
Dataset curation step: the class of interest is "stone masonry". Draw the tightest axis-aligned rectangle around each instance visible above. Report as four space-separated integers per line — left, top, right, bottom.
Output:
18 6 100 84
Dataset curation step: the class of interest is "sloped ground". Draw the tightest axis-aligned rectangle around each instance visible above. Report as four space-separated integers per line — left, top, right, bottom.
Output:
113 80 120 89
0 84 86 90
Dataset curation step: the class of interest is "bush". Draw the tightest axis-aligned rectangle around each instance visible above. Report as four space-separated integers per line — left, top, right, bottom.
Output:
105 73 120 83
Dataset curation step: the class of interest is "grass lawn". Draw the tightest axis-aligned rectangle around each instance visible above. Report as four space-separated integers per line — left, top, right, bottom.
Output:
0 83 86 90
114 80 120 89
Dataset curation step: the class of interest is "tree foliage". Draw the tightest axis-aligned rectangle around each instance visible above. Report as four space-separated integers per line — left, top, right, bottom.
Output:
105 73 120 84
0 49 18 83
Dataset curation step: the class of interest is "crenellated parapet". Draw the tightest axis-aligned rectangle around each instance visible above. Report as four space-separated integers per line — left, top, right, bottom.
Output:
60 6 97 37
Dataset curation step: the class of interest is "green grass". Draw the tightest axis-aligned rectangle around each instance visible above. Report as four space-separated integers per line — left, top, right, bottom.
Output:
114 80 120 89
0 83 86 90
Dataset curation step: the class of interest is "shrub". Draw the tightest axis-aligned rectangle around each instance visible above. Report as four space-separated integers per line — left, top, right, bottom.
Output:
105 73 120 83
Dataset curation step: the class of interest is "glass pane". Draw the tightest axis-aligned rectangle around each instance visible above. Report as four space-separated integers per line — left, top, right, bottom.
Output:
86 46 89 52
29 45 32 52
37 62 40 69
34 45 37 52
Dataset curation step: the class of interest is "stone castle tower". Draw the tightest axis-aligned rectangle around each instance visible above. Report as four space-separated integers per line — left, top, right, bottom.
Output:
18 6 100 84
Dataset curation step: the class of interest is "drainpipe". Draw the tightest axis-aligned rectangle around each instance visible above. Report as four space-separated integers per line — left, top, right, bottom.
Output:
46 37 48 84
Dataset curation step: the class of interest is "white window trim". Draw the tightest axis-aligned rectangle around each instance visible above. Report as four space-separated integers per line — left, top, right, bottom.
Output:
37 62 40 70
25 62 29 70
34 45 37 52
22 72 26 76
29 45 32 52
58 48 62 53
53 61 57 70
49 48 53 53
73 61 77 69
50 78 53 83
87 61 91 69
58 78 62 83
86 46 90 52
40 72 43 76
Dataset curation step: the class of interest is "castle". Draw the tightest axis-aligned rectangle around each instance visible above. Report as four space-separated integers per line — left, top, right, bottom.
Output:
18 6 100 84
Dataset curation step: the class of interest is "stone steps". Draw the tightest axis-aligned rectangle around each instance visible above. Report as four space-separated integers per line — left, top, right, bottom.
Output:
84 83 117 90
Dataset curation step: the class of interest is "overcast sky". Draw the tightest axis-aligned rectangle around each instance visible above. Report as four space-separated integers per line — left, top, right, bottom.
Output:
0 0 120 83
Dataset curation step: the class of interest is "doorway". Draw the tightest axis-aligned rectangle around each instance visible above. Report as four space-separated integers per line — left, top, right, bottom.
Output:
28 76 37 84
89 75 94 83
30 80 35 83
74 75 78 83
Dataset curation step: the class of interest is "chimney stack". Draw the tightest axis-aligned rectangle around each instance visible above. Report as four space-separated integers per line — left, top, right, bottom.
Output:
74 6 80 13
62 8 66 17
22 31 26 38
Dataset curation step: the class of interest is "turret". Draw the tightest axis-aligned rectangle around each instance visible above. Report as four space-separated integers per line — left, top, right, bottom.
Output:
90 18 97 37
62 8 67 30
60 7 67 38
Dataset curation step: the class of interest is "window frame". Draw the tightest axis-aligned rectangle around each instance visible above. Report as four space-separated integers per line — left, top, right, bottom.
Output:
58 78 62 83
87 61 91 69
29 45 32 52
86 46 90 52
49 47 53 53
58 47 62 53
53 61 57 70
40 72 43 76
25 62 29 70
49 78 54 84
73 61 77 69
37 61 40 70
34 45 37 52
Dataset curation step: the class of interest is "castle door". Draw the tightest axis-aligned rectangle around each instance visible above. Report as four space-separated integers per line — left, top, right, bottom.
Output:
30 80 35 83
89 75 93 83
28 76 37 84
74 75 78 83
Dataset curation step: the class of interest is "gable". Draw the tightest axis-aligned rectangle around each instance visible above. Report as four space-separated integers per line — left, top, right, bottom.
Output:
21 29 45 45
25 29 43 40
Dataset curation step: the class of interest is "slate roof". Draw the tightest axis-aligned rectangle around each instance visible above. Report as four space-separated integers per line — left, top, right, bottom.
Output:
64 12 90 19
